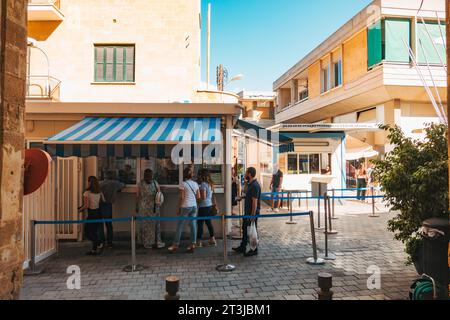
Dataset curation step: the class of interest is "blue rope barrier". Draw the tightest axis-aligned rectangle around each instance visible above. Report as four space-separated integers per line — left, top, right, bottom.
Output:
32 212 312 225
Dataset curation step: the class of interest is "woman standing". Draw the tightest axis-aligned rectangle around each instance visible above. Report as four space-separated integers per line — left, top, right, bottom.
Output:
136 169 164 249
80 176 105 256
196 169 217 247
356 164 367 202
168 167 200 253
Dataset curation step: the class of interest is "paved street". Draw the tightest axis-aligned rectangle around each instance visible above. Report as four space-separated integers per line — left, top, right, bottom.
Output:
20 201 417 300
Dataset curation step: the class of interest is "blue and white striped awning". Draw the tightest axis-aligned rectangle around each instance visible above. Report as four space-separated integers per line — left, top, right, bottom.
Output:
46 117 222 144
44 117 222 157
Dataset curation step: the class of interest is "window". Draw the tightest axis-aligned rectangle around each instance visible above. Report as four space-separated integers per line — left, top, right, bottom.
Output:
287 154 298 175
321 64 331 93
332 60 342 88
94 45 135 82
417 21 446 65
286 153 332 175
298 89 309 102
98 157 137 185
367 18 411 69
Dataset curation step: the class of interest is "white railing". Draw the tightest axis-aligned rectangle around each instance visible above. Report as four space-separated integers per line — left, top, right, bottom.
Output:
26 75 61 100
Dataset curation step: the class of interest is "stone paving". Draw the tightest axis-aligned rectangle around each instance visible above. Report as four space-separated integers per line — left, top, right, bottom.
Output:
20 200 418 300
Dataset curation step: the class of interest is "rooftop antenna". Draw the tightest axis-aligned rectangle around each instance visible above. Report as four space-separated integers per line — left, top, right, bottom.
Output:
206 2 211 89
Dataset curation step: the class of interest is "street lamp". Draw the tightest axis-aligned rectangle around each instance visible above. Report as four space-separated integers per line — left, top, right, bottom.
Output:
27 37 51 98
223 73 244 90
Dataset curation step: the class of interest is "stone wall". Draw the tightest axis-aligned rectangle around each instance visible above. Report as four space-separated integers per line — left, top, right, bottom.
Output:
0 0 27 300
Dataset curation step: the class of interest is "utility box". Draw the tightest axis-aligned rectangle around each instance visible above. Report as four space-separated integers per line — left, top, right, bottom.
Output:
310 176 335 197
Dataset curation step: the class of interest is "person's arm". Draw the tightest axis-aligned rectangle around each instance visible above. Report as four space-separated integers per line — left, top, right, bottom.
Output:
80 193 89 212
278 176 283 191
200 185 207 200
251 197 258 216
178 184 185 215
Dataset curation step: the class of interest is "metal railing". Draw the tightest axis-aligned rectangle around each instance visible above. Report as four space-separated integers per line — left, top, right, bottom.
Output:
26 75 61 100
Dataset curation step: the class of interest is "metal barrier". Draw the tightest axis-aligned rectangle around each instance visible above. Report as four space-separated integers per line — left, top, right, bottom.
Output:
26 211 315 274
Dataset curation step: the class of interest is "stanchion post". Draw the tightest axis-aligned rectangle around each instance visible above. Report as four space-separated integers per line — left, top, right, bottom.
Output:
216 214 236 272
326 191 338 235
25 220 44 276
316 194 323 230
321 195 336 260
331 188 338 220
318 273 333 300
165 276 180 300
286 191 297 225
123 216 145 272
369 187 379 218
307 211 325 265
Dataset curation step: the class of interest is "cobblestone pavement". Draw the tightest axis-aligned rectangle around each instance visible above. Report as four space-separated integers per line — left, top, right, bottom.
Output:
20 202 417 300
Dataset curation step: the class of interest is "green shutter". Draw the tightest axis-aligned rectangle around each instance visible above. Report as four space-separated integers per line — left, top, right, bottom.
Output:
417 21 446 65
93 45 135 82
368 20 382 68
384 18 411 63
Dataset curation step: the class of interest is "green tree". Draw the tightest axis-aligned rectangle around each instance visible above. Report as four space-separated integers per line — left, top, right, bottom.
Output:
372 124 448 264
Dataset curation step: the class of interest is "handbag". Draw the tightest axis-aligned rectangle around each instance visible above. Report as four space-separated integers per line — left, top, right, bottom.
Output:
246 221 258 252
153 181 164 206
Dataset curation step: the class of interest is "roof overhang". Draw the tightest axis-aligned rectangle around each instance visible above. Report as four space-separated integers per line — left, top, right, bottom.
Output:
269 123 383 134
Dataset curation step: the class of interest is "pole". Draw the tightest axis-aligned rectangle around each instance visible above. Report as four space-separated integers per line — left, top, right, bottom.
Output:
216 214 236 272
24 220 44 276
326 192 338 235
307 211 325 265
331 188 338 220
206 2 211 89
321 195 336 260
286 191 297 225
369 187 379 218
123 216 145 272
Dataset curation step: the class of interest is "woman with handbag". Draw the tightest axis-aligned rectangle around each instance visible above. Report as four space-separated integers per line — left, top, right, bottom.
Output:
196 169 218 247
168 167 200 253
136 169 164 249
80 176 105 256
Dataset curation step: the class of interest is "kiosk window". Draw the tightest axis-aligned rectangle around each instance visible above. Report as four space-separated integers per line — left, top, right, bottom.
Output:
98 157 137 185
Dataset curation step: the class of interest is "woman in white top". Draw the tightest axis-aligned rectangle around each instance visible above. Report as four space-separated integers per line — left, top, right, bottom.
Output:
168 167 200 253
80 176 105 256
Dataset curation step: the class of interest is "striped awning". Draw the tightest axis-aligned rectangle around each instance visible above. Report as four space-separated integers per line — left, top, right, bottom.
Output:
44 117 222 158
46 117 222 144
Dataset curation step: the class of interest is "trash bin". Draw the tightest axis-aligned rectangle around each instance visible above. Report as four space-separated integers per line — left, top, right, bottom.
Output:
421 217 449 300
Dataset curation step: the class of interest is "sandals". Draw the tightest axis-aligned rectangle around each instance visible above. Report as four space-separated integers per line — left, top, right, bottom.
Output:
186 244 196 253
208 238 217 247
168 245 179 253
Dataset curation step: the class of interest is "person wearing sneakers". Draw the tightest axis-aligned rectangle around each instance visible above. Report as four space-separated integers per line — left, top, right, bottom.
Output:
196 169 217 247
270 167 283 213
168 167 200 253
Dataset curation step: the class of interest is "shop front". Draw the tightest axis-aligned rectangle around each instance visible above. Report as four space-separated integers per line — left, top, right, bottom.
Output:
42 115 237 239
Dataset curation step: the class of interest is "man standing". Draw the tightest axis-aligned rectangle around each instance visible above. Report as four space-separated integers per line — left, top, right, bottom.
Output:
232 167 261 257
270 166 283 213
100 171 125 247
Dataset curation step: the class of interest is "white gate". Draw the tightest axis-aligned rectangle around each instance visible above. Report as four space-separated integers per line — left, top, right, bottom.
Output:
56 157 82 240
23 161 57 268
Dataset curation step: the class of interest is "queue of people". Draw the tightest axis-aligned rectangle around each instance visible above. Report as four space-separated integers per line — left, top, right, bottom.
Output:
80 166 237 256
355 163 377 202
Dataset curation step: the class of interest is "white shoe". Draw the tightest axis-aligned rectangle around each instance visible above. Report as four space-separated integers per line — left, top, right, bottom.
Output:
156 242 166 249
273 208 280 213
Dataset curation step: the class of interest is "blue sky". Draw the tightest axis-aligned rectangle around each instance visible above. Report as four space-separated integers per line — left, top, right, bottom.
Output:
201 0 372 92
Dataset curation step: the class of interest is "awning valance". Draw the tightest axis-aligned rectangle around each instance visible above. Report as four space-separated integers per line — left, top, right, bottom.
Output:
46 117 222 144
44 117 222 157
235 120 294 153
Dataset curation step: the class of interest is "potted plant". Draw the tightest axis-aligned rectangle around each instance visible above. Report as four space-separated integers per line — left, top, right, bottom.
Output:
372 124 448 271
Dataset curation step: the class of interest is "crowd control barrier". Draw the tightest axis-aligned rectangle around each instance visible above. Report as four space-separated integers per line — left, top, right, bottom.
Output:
26 211 320 275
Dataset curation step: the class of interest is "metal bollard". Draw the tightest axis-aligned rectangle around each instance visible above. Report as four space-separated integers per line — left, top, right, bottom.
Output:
369 187 379 218
286 191 297 225
317 273 333 300
165 276 180 300
316 196 323 230
216 214 236 272
307 211 325 265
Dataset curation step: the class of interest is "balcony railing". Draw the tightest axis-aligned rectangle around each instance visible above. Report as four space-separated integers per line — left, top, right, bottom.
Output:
28 0 61 9
27 75 61 100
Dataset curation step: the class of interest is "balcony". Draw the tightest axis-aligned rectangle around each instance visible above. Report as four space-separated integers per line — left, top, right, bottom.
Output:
27 75 61 100
28 0 64 21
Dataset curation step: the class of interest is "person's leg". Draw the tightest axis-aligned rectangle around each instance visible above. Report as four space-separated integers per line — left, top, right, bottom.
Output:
103 203 113 246
197 207 205 241
188 207 197 245
173 208 188 246
154 207 163 246
362 181 367 202
204 207 215 238
238 219 250 250
356 179 361 200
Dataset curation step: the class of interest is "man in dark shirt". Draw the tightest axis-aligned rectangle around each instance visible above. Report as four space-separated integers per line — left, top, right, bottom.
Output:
232 167 261 257
100 171 125 247
270 168 283 212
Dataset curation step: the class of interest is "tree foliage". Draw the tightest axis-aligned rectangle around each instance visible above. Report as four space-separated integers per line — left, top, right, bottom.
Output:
372 124 448 264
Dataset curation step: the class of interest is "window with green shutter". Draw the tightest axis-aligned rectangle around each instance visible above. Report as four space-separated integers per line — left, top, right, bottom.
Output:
417 21 446 65
384 18 411 63
94 45 135 82
368 20 382 68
